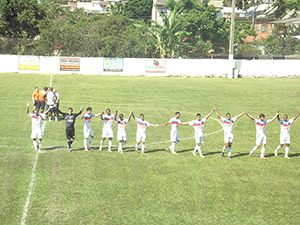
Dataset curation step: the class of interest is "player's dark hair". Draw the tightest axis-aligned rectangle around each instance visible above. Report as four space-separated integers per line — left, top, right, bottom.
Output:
68 107 73 111
87 107 92 111
284 114 288 118
44 86 48 91
259 114 265 118
140 114 144 117
35 87 39 89
106 108 110 111
196 113 201 117
175 112 180 115
50 87 53 91
119 114 124 117
226 113 231 116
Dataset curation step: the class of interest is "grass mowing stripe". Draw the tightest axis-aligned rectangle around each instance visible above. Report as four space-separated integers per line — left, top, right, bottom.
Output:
20 75 53 225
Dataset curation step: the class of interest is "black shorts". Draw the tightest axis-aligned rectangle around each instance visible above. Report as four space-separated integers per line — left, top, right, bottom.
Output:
66 128 75 139
33 100 38 107
38 100 45 111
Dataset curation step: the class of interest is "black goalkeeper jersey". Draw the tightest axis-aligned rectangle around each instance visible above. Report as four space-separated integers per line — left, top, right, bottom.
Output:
59 110 82 129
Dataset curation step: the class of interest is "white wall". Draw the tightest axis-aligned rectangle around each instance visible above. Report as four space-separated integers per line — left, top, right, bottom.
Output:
1 55 300 77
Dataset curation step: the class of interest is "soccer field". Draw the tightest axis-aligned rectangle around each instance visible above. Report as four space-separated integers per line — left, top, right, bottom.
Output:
1 73 300 224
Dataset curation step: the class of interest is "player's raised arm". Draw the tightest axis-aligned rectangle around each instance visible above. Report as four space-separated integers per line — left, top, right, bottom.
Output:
213 108 222 119
269 110 280 123
80 111 86 119
74 108 84 118
180 122 189 125
293 109 300 121
128 111 133 121
131 112 136 120
114 110 118 121
277 111 281 121
100 111 105 120
26 102 30 114
235 111 245 119
150 123 159 127
245 111 255 121
205 108 214 120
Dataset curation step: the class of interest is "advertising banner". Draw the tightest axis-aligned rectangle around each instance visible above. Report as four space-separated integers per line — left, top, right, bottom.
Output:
60 58 80 71
19 56 40 70
103 58 123 72
146 60 166 73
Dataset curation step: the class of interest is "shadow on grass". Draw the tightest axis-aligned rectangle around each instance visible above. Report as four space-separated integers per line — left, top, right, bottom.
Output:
233 152 251 158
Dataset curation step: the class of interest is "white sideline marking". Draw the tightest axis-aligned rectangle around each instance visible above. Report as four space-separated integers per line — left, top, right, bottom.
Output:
21 75 53 225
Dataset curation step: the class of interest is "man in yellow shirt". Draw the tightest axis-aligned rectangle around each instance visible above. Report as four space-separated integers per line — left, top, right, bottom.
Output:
32 87 39 110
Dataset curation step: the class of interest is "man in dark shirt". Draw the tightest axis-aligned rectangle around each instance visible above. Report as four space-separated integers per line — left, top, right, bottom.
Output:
58 107 83 152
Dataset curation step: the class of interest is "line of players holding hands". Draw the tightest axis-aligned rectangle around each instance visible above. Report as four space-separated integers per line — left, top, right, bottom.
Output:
26 101 300 159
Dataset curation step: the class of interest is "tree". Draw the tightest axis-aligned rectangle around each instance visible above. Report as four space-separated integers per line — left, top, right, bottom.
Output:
134 4 191 58
0 0 46 38
108 2 125 16
123 0 153 23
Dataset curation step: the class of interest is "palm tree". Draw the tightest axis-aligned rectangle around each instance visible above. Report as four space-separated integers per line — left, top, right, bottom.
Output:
134 4 190 58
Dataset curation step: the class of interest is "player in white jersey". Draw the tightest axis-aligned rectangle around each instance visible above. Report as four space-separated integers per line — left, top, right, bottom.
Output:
162 112 181 154
43 87 57 122
132 112 159 154
181 109 214 158
214 108 245 159
99 108 117 152
114 111 132 153
26 102 54 152
274 110 300 159
81 107 101 152
246 110 279 159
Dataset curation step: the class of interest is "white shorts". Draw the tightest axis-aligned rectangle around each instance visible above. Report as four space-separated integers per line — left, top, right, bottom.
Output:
31 129 42 139
280 133 290 144
195 135 204 144
256 133 267 145
102 128 113 138
117 130 127 141
170 129 179 142
136 132 146 143
224 133 234 143
84 126 94 138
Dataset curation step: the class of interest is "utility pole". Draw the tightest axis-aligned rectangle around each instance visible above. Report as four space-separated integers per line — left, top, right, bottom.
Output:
229 0 235 61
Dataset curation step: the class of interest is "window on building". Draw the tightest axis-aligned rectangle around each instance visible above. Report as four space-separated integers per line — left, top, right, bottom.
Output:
261 24 268 32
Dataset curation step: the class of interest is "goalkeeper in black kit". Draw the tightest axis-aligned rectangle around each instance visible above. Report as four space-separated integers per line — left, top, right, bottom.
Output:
58 107 83 152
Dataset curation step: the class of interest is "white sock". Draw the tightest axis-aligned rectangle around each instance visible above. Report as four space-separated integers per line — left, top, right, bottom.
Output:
84 139 87 149
285 147 289 157
100 139 104 147
275 145 282 152
119 142 122 150
198 146 203 156
135 143 139 150
122 142 125 147
108 140 112 151
171 142 176 151
33 140 37 149
193 146 197 154
250 146 257 155
261 147 265 157
88 137 93 147
141 144 145 153
228 147 232 157
222 146 227 153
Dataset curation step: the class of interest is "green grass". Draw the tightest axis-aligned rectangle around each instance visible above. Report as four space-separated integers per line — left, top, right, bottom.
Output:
1 73 300 224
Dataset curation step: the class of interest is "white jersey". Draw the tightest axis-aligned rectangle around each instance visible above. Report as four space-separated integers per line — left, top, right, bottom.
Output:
103 114 114 129
188 118 207 136
279 118 294 134
169 117 181 131
116 119 129 132
55 92 60 101
135 118 151 133
28 113 45 130
221 116 238 135
255 119 271 135
44 91 56 105
83 113 95 128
